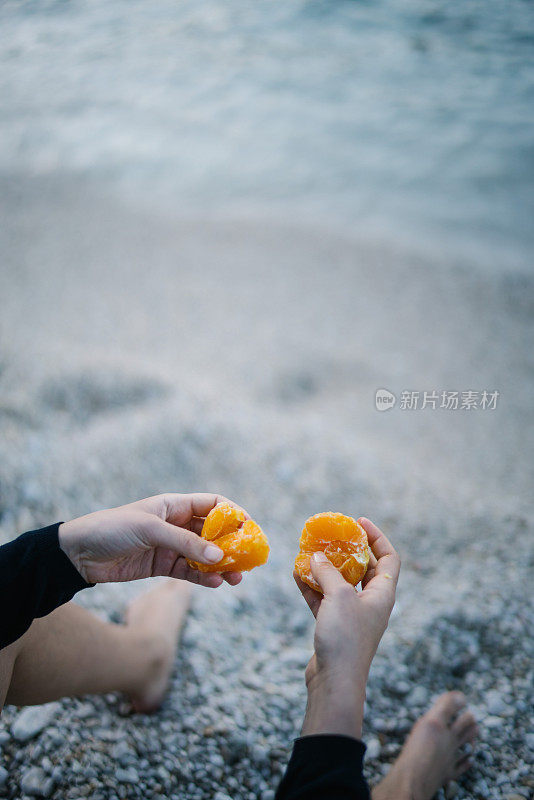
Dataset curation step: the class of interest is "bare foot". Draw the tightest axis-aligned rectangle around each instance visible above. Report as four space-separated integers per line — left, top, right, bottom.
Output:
125 579 192 713
372 691 478 800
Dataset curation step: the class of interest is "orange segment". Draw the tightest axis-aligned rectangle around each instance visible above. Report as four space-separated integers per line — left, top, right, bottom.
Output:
201 503 247 541
294 512 370 593
187 502 269 574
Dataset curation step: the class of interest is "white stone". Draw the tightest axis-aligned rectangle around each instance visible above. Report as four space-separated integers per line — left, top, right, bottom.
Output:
20 766 55 798
11 703 60 742
365 737 381 760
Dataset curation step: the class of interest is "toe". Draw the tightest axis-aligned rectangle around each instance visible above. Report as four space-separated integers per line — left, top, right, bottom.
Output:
429 691 467 726
452 711 478 745
454 751 474 778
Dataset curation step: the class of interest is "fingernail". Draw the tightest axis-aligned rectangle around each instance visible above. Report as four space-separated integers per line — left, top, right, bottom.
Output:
312 551 328 563
204 545 223 563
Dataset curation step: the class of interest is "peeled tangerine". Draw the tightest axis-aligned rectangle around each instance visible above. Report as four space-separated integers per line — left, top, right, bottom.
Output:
187 502 269 573
295 512 371 593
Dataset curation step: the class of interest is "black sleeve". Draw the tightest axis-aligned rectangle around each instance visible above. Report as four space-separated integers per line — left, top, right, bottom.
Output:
275 734 370 800
0 523 92 649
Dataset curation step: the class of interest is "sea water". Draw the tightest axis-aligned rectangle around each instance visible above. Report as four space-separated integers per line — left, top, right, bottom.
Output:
1 0 533 266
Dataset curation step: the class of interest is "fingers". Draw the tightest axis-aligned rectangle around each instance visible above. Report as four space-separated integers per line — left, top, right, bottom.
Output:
361 551 377 588
293 570 322 617
188 517 205 535
196 572 224 588
310 552 349 596
167 557 242 589
146 517 224 565
161 493 250 526
358 519 400 608
222 571 243 586
170 559 224 588
359 517 400 584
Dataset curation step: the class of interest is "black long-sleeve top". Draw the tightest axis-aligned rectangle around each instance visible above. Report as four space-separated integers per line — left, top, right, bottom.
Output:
0 525 370 799
0 523 90 649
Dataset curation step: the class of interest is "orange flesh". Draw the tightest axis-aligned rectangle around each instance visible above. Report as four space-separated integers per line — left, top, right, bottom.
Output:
294 512 370 592
187 502 269 573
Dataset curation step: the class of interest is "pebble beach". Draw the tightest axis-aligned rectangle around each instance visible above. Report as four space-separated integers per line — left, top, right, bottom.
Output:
1 1 534 798
1 176 533 800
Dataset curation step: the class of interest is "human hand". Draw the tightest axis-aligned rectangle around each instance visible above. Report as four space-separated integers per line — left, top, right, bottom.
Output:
294 518 400 738
59 493 247 589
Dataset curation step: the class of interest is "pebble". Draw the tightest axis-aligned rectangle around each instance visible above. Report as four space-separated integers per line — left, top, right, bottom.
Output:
111 740 136 765
0 766 8 788
484 715 505 729
365 737 381 760
407 686 428 706
75 703 95 719
445 781 459 799
115 767 139 784
20 766 56 798
11 704 60 743
0 379 531 800
485 691 507 716
392 680 411 696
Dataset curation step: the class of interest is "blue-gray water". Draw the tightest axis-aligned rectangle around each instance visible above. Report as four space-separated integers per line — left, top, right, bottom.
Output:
1 0 533 266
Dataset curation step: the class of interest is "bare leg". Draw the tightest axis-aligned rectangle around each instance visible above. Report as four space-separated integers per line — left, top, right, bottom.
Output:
1 579 191 713
372 692 478 800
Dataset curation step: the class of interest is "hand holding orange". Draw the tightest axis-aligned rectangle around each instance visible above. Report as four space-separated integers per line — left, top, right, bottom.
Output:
294 512 371 593
187 502 270 573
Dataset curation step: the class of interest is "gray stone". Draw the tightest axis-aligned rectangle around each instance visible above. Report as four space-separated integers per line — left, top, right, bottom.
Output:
392 680 411 696
408 686 428 706
486 690 507 716
20 766 56 798
251 745 269 765
111 740 136 765
75 703 95 719
365 737 381 760
445 780 459 799
51 766 63 783
115 767 139 784
0 766 8 788
12 703 60 742
485 715 505 728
